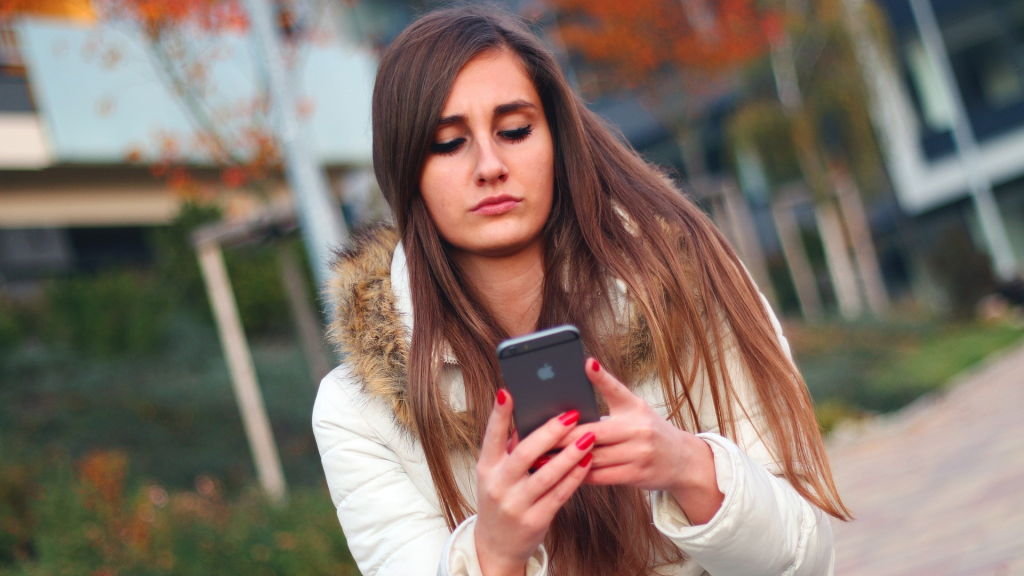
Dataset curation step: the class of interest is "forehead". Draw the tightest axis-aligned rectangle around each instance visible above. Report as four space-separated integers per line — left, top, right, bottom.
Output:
442 49 540 114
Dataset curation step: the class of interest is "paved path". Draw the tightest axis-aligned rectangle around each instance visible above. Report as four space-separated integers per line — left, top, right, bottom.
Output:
828 343 1024 576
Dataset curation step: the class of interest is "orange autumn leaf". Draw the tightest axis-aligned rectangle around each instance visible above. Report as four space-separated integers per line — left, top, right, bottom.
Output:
79 449 129 510
553 0 777 83
95 0 248 36
220 165 247 188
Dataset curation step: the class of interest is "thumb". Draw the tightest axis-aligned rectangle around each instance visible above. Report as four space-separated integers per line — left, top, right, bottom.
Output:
585 358 634 410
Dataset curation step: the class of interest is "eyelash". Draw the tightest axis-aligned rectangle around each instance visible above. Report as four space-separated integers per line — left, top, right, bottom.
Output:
500 125 533 142
429 139 464 156
428 125 533 156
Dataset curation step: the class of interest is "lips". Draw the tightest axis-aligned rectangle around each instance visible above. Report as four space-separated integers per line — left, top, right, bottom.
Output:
470 194 521 216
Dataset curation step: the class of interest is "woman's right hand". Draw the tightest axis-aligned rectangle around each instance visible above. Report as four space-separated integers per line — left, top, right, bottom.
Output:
474 389 595 576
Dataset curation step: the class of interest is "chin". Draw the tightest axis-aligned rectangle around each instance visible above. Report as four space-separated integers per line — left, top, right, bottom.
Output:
458 229 541 258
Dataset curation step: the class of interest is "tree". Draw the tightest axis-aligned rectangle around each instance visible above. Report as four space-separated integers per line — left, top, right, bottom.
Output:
548 0 893 319
555 0 775 82
82 0 342 501
92 0 278 198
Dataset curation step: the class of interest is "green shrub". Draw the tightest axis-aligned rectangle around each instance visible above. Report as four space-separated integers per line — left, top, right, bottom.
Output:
43 270 172 358
0 303 21 355
814 399 865 435
149 202 223 319
224 245 292 337
149 202 297 338
36 200 302 359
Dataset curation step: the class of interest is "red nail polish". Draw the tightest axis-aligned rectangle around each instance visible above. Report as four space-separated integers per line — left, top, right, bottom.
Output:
558 410 580 426
590 359 600 372
576 432 596 450
496 389 508 405
579 453 593 467
534 456 551 469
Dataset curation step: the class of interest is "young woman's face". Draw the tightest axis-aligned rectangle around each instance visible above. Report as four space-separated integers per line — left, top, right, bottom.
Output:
419 49 554 258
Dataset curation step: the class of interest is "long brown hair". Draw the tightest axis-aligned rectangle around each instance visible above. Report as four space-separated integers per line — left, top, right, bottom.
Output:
371 6 850 575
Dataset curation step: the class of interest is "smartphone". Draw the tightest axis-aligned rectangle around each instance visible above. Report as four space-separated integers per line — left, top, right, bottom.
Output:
496 325 600 440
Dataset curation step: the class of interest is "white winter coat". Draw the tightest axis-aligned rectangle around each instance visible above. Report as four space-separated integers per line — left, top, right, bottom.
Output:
312 227 835 576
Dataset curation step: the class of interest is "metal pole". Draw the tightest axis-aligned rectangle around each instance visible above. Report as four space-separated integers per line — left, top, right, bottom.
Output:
908 0 1018 281
197 240 288 505
243 0 349 288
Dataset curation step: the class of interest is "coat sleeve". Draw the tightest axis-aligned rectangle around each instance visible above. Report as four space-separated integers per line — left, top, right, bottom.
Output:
649 293 835 576
312 366 548 576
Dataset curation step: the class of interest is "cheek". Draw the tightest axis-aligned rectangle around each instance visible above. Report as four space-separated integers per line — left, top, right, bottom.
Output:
525 138 555 211
419 161 463 235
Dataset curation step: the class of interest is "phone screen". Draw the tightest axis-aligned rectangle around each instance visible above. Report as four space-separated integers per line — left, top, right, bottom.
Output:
497 325 600 439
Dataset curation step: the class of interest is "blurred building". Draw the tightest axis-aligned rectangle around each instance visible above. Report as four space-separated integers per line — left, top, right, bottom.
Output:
0 5 375 284
870 0 1024 283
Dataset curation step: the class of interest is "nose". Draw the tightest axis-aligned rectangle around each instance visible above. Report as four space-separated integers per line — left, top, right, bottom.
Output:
473 138 509 186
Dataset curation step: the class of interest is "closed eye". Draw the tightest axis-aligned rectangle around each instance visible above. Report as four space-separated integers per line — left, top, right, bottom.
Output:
499 125 532 142
429 137 466 156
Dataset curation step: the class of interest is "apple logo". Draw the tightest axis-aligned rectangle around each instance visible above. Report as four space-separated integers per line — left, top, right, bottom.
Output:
537 363 555 380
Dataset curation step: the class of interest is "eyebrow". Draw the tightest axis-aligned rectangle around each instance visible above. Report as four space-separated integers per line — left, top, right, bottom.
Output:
436 99 537 127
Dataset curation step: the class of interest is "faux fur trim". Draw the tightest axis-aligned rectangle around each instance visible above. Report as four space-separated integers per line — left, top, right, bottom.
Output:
325 224 415 432
325 224 657 436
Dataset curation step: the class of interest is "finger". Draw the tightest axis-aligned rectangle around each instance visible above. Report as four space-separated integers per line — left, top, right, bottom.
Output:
479 389 514 468
506 409 580 477
522 431 595 503
506 428 520 455
586 358 635 410
585 441 651 469
583 463 635 486
529 446 594 519
550 419 631 450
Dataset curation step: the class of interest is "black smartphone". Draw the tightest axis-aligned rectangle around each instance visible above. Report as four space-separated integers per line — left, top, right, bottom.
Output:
496 325 600 440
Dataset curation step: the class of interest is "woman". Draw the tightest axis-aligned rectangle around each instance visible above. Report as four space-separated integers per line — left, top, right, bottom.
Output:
313 6 849 576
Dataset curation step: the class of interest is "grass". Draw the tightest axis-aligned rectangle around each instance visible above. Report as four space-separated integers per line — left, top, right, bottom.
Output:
787 316 1024 432
0 314 325 492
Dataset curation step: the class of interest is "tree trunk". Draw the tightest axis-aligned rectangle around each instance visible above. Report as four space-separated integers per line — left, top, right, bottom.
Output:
832 168 891 316
709 194 735 244
772 190 824 322
721 179 778 306
771 35 867 320
815 200 863 319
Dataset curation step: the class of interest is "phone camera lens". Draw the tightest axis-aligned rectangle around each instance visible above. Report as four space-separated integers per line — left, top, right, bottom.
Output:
508 347 517 355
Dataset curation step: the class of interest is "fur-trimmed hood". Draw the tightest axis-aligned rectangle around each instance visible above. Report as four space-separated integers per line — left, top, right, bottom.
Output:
324 224 656 436
325 224 415 431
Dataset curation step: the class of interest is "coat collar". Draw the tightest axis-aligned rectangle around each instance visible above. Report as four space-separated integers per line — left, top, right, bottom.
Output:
326 224 655 436
389 237 458 365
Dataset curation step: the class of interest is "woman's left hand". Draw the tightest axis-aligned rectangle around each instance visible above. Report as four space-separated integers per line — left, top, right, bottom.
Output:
557 359 725 525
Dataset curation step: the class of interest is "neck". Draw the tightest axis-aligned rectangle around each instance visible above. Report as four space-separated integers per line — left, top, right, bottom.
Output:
453 239 545 337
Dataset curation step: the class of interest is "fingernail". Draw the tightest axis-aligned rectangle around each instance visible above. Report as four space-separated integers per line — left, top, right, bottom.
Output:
496 389 508 405
576 432 596 450
590 359 600 372
579 453 593 467
558 410 580 426
533 456 551 469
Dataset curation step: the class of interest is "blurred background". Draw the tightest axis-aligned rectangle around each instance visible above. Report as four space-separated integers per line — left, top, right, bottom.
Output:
1 0 1023 574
